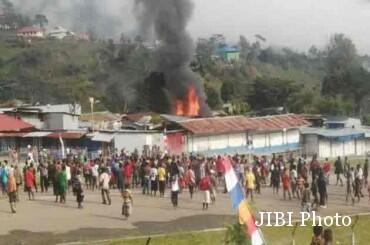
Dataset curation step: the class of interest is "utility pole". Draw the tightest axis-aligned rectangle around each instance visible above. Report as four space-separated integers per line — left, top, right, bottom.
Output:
89 97 95 132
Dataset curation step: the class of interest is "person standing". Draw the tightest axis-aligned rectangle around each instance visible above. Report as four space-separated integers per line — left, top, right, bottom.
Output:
150 164 158 196
185 166 195 199
142 162 151 195
346 167 355 205
171 175 180 208
200 175 211 210
317 171 327 208
301 182 311 212
100 168 111 205
58 165 68 204
354 164 364 202
245 167 256 202
158 163 166 197
124 159 133 188
39 163 49 193
323 158 331 185
71 170 84 209
25 166 35 200
334 157 344 186
122 184 133 218
7 170 17 213
91 162 99 191
66 163 71 192
363 159 368 187
282 168 291 200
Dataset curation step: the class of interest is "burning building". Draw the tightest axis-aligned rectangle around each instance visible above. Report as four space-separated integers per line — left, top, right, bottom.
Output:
135 0 209 117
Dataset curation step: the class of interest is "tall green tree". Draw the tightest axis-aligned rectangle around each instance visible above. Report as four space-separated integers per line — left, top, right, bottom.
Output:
249 77 300 110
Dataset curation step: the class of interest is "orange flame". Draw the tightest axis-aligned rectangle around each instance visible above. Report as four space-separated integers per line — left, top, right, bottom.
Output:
176 86 200 116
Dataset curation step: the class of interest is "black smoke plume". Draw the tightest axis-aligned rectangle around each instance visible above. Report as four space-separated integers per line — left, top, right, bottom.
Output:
135 0 209 115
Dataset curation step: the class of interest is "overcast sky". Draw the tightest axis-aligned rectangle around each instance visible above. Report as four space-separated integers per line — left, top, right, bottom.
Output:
187 0 370 54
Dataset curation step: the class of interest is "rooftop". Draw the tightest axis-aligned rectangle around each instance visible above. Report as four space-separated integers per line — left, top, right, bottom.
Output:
174 114 309 135
0 114 35 132
17 26 44 33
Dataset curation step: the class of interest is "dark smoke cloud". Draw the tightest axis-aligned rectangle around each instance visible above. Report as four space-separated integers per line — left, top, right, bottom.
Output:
9 0 136 38
135 0 209 115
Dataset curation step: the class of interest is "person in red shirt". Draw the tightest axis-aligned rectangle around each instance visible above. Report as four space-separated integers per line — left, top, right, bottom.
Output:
124 160 133 187
282 168 292 200
25 166 35 200
215 156 224 184
323 158 331 184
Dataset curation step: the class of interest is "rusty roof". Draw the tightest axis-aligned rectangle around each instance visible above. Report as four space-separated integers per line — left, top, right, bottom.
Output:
176 114 310 135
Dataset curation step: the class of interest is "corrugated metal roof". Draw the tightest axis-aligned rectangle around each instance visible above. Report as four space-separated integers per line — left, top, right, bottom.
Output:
47 131 85 139
301 127 370 138
23 132 52 138
0 114 34 132
177 114 310 135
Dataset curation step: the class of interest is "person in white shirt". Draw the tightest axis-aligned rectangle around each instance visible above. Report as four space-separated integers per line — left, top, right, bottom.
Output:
66 164 71 191
99 168 111 205
150 165 158 196
92 163 99 191
171 175 179 208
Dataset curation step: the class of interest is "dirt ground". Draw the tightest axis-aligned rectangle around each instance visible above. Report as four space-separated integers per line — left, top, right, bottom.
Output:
0 175 369 245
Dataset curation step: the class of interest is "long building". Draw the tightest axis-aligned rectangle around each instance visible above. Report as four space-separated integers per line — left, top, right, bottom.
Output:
163 114 310 156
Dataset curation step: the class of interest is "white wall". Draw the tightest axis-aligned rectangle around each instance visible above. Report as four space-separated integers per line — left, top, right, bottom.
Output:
114 132 164 153
270 132 283 146
318 139 331 158
287 129 300 144
356 139 366 156
331 141 343 158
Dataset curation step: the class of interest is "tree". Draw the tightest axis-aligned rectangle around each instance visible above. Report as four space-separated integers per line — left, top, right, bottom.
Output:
314 95 355 116
220 81 235 103
322 34 357 96
34 14 48 28
205 85 221 109
249 77 300 110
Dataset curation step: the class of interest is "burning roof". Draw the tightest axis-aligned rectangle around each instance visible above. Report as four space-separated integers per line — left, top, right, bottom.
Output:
173 114 310 135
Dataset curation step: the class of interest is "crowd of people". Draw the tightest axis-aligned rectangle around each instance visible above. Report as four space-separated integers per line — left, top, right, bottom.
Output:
0 146 369 221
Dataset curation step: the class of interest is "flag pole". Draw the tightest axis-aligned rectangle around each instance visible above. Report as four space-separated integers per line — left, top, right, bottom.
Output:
291 222 298 245
351 215 359 245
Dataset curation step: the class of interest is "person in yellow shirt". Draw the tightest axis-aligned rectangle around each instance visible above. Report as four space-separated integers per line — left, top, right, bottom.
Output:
158 164 166 197
245 166 256 202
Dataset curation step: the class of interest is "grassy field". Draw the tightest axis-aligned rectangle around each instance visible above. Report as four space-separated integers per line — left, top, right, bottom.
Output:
97 215 370 245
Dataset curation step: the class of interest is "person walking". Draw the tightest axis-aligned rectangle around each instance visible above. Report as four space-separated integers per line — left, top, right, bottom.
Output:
14 165 22 201
7 169 17 213
334 157 344 186
100 168 111 205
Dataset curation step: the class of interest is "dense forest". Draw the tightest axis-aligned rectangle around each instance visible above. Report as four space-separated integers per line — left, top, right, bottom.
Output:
0 1 370 122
